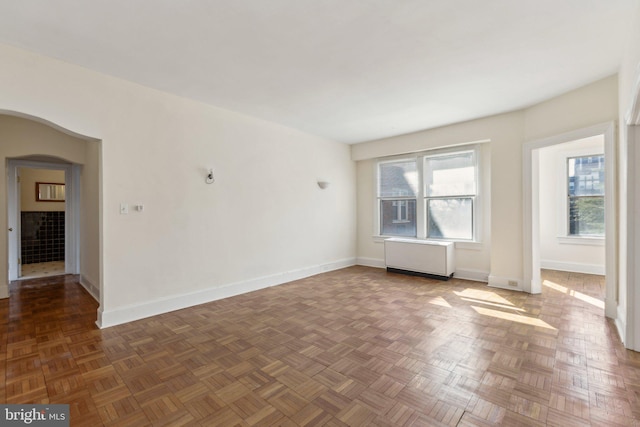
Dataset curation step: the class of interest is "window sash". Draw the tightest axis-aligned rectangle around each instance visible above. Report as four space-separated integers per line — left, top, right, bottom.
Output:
379 198 417 237
426 196 475 240
377 159 419 198
568 195 605 237
424 151 476 197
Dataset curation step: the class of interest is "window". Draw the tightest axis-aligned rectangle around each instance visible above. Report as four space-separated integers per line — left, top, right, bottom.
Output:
377 148 478 240
392 200 410 223
567 155 604 236
378 160 418 237
424 151 476 240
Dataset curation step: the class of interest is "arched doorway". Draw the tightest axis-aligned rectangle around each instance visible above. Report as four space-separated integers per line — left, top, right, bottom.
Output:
0 112 101 322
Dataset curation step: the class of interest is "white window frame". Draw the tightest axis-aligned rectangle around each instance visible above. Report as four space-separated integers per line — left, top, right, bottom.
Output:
374 145 480 243
376 157 420 238
566 154 605 238
554 148 605 244
423 149 478 241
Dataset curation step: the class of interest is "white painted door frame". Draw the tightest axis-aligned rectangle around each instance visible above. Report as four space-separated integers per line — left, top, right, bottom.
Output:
7 164 20 280
7 159 80 280
523 122 617 318
627 125 640 350
625 71 640 350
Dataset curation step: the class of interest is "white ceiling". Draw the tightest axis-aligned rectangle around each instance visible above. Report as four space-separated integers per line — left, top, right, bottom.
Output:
0 1 636 143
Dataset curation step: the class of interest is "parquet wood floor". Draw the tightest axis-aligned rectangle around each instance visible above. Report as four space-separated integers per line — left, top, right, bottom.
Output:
1 267 639 426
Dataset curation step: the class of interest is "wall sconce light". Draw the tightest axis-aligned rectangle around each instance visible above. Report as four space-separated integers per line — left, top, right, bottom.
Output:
206 168 215 184
317 180 329 190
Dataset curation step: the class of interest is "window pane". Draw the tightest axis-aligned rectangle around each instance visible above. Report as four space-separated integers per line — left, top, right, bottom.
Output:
425 152 475 197
381 199 416 236
427 198 473 240
569 196 604 236
379 160 418 197
568 155 604 196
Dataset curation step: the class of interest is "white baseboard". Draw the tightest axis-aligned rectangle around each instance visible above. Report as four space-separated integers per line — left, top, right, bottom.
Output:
454 269 489 283
96 258 356 329
80 275 99 302
540 260 605 275
356 257 385 269
488 275 523 292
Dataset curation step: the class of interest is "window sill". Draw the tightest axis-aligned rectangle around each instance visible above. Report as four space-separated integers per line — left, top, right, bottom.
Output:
557 236 604 246
454 241 484 251
373 235 393 243
372 236 483 250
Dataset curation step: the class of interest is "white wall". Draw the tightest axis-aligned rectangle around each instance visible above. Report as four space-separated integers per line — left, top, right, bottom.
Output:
523 78 618 141
354 76 618 291
0 43 356 326
538 136 605 274
19 168 65 212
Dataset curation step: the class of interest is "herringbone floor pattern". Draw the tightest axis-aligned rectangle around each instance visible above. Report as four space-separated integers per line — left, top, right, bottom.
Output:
1 267 639 426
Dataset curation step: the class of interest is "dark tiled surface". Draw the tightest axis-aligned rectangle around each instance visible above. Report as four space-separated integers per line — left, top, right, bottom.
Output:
21 211 65 265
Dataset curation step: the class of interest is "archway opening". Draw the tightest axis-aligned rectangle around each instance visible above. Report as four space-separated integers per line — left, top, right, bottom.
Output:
523 122 616 319
1 112 101 323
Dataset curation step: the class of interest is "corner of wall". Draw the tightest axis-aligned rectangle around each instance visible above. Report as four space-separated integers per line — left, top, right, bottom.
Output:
80 274 99 302
454 269 489 283
356 257 385 269
0 282 8 299
487 275 524 292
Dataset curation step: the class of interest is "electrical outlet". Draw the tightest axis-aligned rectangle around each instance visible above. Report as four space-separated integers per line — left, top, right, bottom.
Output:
120 203 129 214
508 280 518 287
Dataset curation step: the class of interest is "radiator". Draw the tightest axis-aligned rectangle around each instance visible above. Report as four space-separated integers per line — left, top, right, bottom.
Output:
384 238 455 280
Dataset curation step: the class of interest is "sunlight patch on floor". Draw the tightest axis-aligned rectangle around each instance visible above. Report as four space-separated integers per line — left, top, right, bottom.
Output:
472 306 557 330
428 296 452 308
542 279 604 309
454 288 515 306
459 297 526 312
571 291 604 309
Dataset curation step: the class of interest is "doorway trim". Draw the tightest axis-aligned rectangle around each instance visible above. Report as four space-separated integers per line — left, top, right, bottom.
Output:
523 122 616 317
7 159 80 280
624 68 640 350
627 124 640 350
